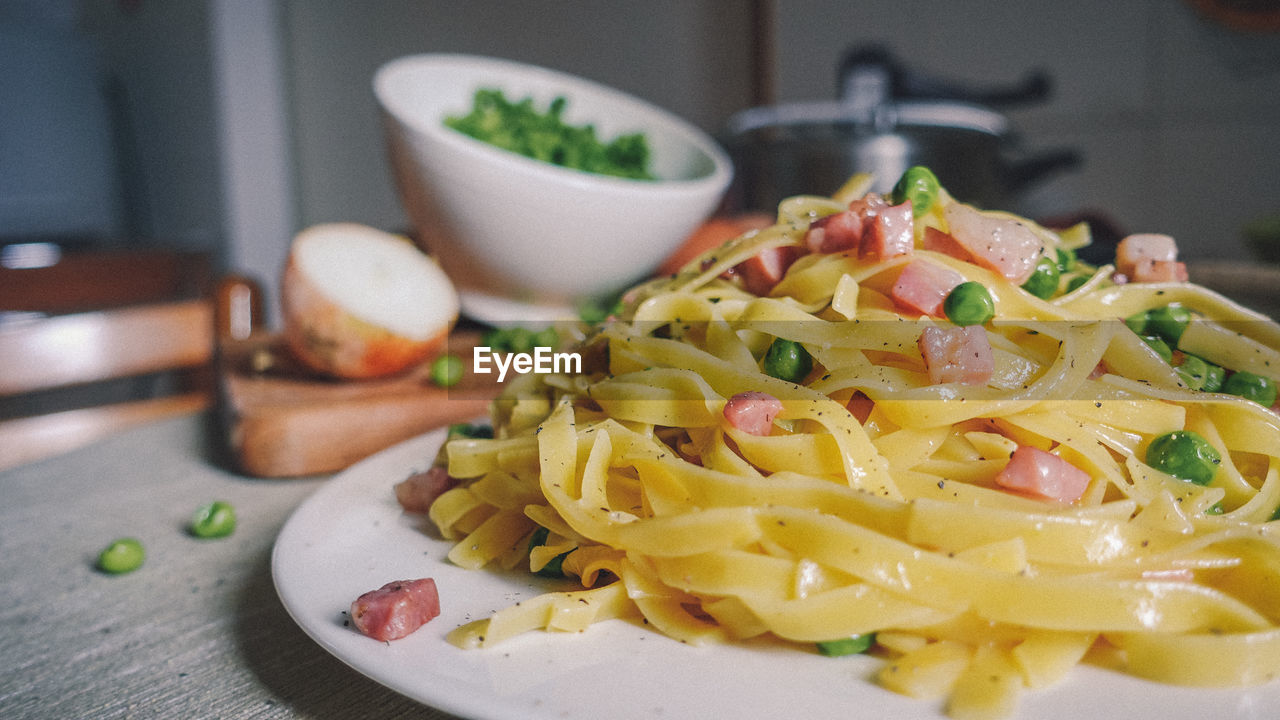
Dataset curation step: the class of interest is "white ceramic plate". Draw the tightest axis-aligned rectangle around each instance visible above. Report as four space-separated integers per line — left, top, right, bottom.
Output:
273 429 1278 720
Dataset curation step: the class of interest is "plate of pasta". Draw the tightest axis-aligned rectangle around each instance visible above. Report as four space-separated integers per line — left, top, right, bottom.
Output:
276 169 1280 720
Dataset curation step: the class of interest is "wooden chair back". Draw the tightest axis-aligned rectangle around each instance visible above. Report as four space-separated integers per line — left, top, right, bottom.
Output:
0 249 263 471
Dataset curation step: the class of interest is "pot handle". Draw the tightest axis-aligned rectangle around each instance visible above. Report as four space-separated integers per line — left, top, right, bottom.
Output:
1002 147 1082 189
839 45 1052 108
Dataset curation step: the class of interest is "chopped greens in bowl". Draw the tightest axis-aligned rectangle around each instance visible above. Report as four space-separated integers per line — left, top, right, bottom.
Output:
445 89 654 180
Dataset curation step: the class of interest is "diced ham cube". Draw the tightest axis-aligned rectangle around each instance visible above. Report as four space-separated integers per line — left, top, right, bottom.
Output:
1135 260 1189 283
1115 233 1176 274
804 193 913 260
918 325 994 385
394 466 458 514
1115 234 1187 283
734 245 802 296
350 578 441 641
723 391 784 436
847 391 875 424
943 204 1045 284
994 446 1091 504
892 259 965 318
862 198 914 261
805 209 866 253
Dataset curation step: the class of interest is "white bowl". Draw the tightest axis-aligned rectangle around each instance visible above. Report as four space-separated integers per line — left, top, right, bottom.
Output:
374 53 733 322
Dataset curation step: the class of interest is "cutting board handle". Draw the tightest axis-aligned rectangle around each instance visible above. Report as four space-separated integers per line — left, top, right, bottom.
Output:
215 274 266 342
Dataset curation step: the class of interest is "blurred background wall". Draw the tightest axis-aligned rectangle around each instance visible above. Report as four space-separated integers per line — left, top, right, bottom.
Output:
3 0 1278 322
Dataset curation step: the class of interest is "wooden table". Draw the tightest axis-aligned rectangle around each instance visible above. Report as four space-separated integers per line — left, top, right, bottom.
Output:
0 412 461 719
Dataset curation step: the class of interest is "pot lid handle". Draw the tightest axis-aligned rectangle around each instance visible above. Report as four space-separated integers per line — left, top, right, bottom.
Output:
839 44 1052 109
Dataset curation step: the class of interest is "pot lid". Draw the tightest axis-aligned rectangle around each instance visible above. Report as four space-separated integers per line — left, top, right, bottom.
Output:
727 44 1057 142
725 98 1010 139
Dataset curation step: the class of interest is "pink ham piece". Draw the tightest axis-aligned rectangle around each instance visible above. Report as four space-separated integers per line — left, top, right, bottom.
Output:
1114 233 1188 283
892 259 965 318
942 203 1045 284
350 578 441 641
994 446 1091 504
393 466 457 514
918 325 994 385
847 391 875 425
804 193 913 260
723 391 784 436
861 197 914 261
805 208 866 254
733 245 802 296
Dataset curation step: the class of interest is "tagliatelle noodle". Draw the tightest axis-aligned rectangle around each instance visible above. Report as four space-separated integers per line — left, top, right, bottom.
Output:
427 181 1280 719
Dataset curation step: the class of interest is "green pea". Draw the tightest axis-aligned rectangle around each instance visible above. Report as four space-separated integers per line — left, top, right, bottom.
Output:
763 338 813 384
1140 335 1173 364
1146 430 1222 486
1020 255 1060 299
1200 362 1226 393
816 633 877 657
190 501 236 539
481 327 512 353
448 422 494 439
1206 501 1224 515
578 294 624 325
1223 370 1278 407
505 327 535 354
1124 309 1151 335
1175 354 1224 392
481 326 544 354
532 326 560 349
430 353 464 387
890 165 940 217
1065 275 1089 293
1055 247 1077 273
1175 354 1213 390
943 281 996 327
97 537 145 574
1147 306 1192 346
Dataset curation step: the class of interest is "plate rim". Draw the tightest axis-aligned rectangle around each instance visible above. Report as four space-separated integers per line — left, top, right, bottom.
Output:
271 428 1280 720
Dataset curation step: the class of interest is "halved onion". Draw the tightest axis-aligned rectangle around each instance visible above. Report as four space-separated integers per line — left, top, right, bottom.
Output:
280 223 459 379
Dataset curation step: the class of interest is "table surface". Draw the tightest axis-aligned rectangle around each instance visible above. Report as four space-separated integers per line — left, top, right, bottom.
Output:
0 412 461 719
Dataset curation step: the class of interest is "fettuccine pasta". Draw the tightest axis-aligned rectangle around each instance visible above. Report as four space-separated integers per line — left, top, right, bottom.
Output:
425 171 1280 719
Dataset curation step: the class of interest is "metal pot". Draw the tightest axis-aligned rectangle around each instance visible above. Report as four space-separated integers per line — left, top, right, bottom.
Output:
723 46 1080 213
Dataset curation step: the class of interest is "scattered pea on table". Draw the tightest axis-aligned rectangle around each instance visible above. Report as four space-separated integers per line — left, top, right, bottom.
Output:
97 537 145 574
190 501 237 539
430 354 464 387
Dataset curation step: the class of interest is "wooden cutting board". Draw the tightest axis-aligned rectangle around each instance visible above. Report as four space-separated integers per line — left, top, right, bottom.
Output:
217 329 501 478
213 216 765 479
